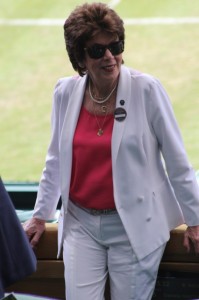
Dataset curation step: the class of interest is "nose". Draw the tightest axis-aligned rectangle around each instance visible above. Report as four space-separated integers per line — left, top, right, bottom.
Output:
104 48 114 58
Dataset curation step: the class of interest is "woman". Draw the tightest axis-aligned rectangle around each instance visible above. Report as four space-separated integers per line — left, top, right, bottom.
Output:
24 3 199 300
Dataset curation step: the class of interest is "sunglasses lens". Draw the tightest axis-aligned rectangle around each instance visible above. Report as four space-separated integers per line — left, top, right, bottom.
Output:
86 41 124 59
110 41 124 55
87 45 105 59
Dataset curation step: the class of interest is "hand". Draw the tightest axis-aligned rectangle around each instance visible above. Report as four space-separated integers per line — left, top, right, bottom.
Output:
183 225 199 254
23 217 46 249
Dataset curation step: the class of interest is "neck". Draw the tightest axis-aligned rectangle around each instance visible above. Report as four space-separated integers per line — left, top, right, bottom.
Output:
89 79 118 104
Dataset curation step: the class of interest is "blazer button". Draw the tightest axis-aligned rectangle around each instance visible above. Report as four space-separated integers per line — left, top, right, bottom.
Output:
146 217 151 222
138 196 144 203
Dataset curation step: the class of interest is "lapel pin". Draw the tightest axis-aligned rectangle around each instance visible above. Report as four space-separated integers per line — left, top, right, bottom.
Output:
114 107 127 122
120 100 125 106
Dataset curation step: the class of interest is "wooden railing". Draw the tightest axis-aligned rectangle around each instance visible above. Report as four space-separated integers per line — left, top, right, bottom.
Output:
6 224 199 300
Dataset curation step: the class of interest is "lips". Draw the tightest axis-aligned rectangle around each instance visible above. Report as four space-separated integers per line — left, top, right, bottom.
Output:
102 64 116 72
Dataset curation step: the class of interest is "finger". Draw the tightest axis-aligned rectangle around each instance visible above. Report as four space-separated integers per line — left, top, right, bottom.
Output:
22 220 33 232
193 238 199 254
30 234 40 248
30 230 44 248
183 234 190 252
26 227 37 241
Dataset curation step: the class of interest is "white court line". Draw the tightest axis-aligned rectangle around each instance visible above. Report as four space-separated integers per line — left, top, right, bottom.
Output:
124 17 199 25
0 19 64 26
0 17 199 26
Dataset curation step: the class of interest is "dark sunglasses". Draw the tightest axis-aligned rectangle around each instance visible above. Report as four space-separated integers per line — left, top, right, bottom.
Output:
84 40 124 59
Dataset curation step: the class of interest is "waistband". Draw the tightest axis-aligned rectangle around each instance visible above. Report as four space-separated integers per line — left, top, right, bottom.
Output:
71 200 117 216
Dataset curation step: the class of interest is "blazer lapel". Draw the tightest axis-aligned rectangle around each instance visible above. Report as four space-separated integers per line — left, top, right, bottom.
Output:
59 75 87 207
112 66 132 166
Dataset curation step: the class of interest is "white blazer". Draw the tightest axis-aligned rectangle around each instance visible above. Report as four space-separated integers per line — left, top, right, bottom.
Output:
33 65 199 260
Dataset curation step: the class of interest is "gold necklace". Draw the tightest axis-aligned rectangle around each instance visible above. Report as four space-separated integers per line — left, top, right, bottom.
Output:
89 80 117 104
101 105 107 113
92 102 110 136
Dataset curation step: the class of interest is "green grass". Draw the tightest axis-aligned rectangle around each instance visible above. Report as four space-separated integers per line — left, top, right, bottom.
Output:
0 0 199 181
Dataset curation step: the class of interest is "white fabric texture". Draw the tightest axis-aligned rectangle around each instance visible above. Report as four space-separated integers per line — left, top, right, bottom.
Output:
63 201 166 300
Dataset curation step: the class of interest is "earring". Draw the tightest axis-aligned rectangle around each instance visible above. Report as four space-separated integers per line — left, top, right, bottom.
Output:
79 62 85 68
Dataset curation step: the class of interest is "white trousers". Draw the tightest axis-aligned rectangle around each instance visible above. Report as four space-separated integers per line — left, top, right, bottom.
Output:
63 201 166 300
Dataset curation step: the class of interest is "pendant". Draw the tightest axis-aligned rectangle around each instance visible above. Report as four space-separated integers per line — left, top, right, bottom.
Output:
101 105 107 113
97 128 103 136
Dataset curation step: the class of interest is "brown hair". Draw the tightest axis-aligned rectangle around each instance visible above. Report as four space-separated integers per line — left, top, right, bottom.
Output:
63 2 125 76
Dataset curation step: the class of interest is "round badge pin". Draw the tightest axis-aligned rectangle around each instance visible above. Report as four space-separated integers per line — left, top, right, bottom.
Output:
120 99 125 106
114 107 127 122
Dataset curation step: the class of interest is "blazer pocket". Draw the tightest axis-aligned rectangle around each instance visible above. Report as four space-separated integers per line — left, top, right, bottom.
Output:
150 179 183 228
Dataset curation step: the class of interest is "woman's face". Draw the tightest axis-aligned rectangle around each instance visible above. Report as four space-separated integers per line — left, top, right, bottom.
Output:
83 31 123 87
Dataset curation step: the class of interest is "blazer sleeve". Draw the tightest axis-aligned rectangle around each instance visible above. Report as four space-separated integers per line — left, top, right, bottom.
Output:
148 79 199 226
33 80 63 220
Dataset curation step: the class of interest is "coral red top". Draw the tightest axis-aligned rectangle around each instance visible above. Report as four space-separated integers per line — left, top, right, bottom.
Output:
69 106 115 209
